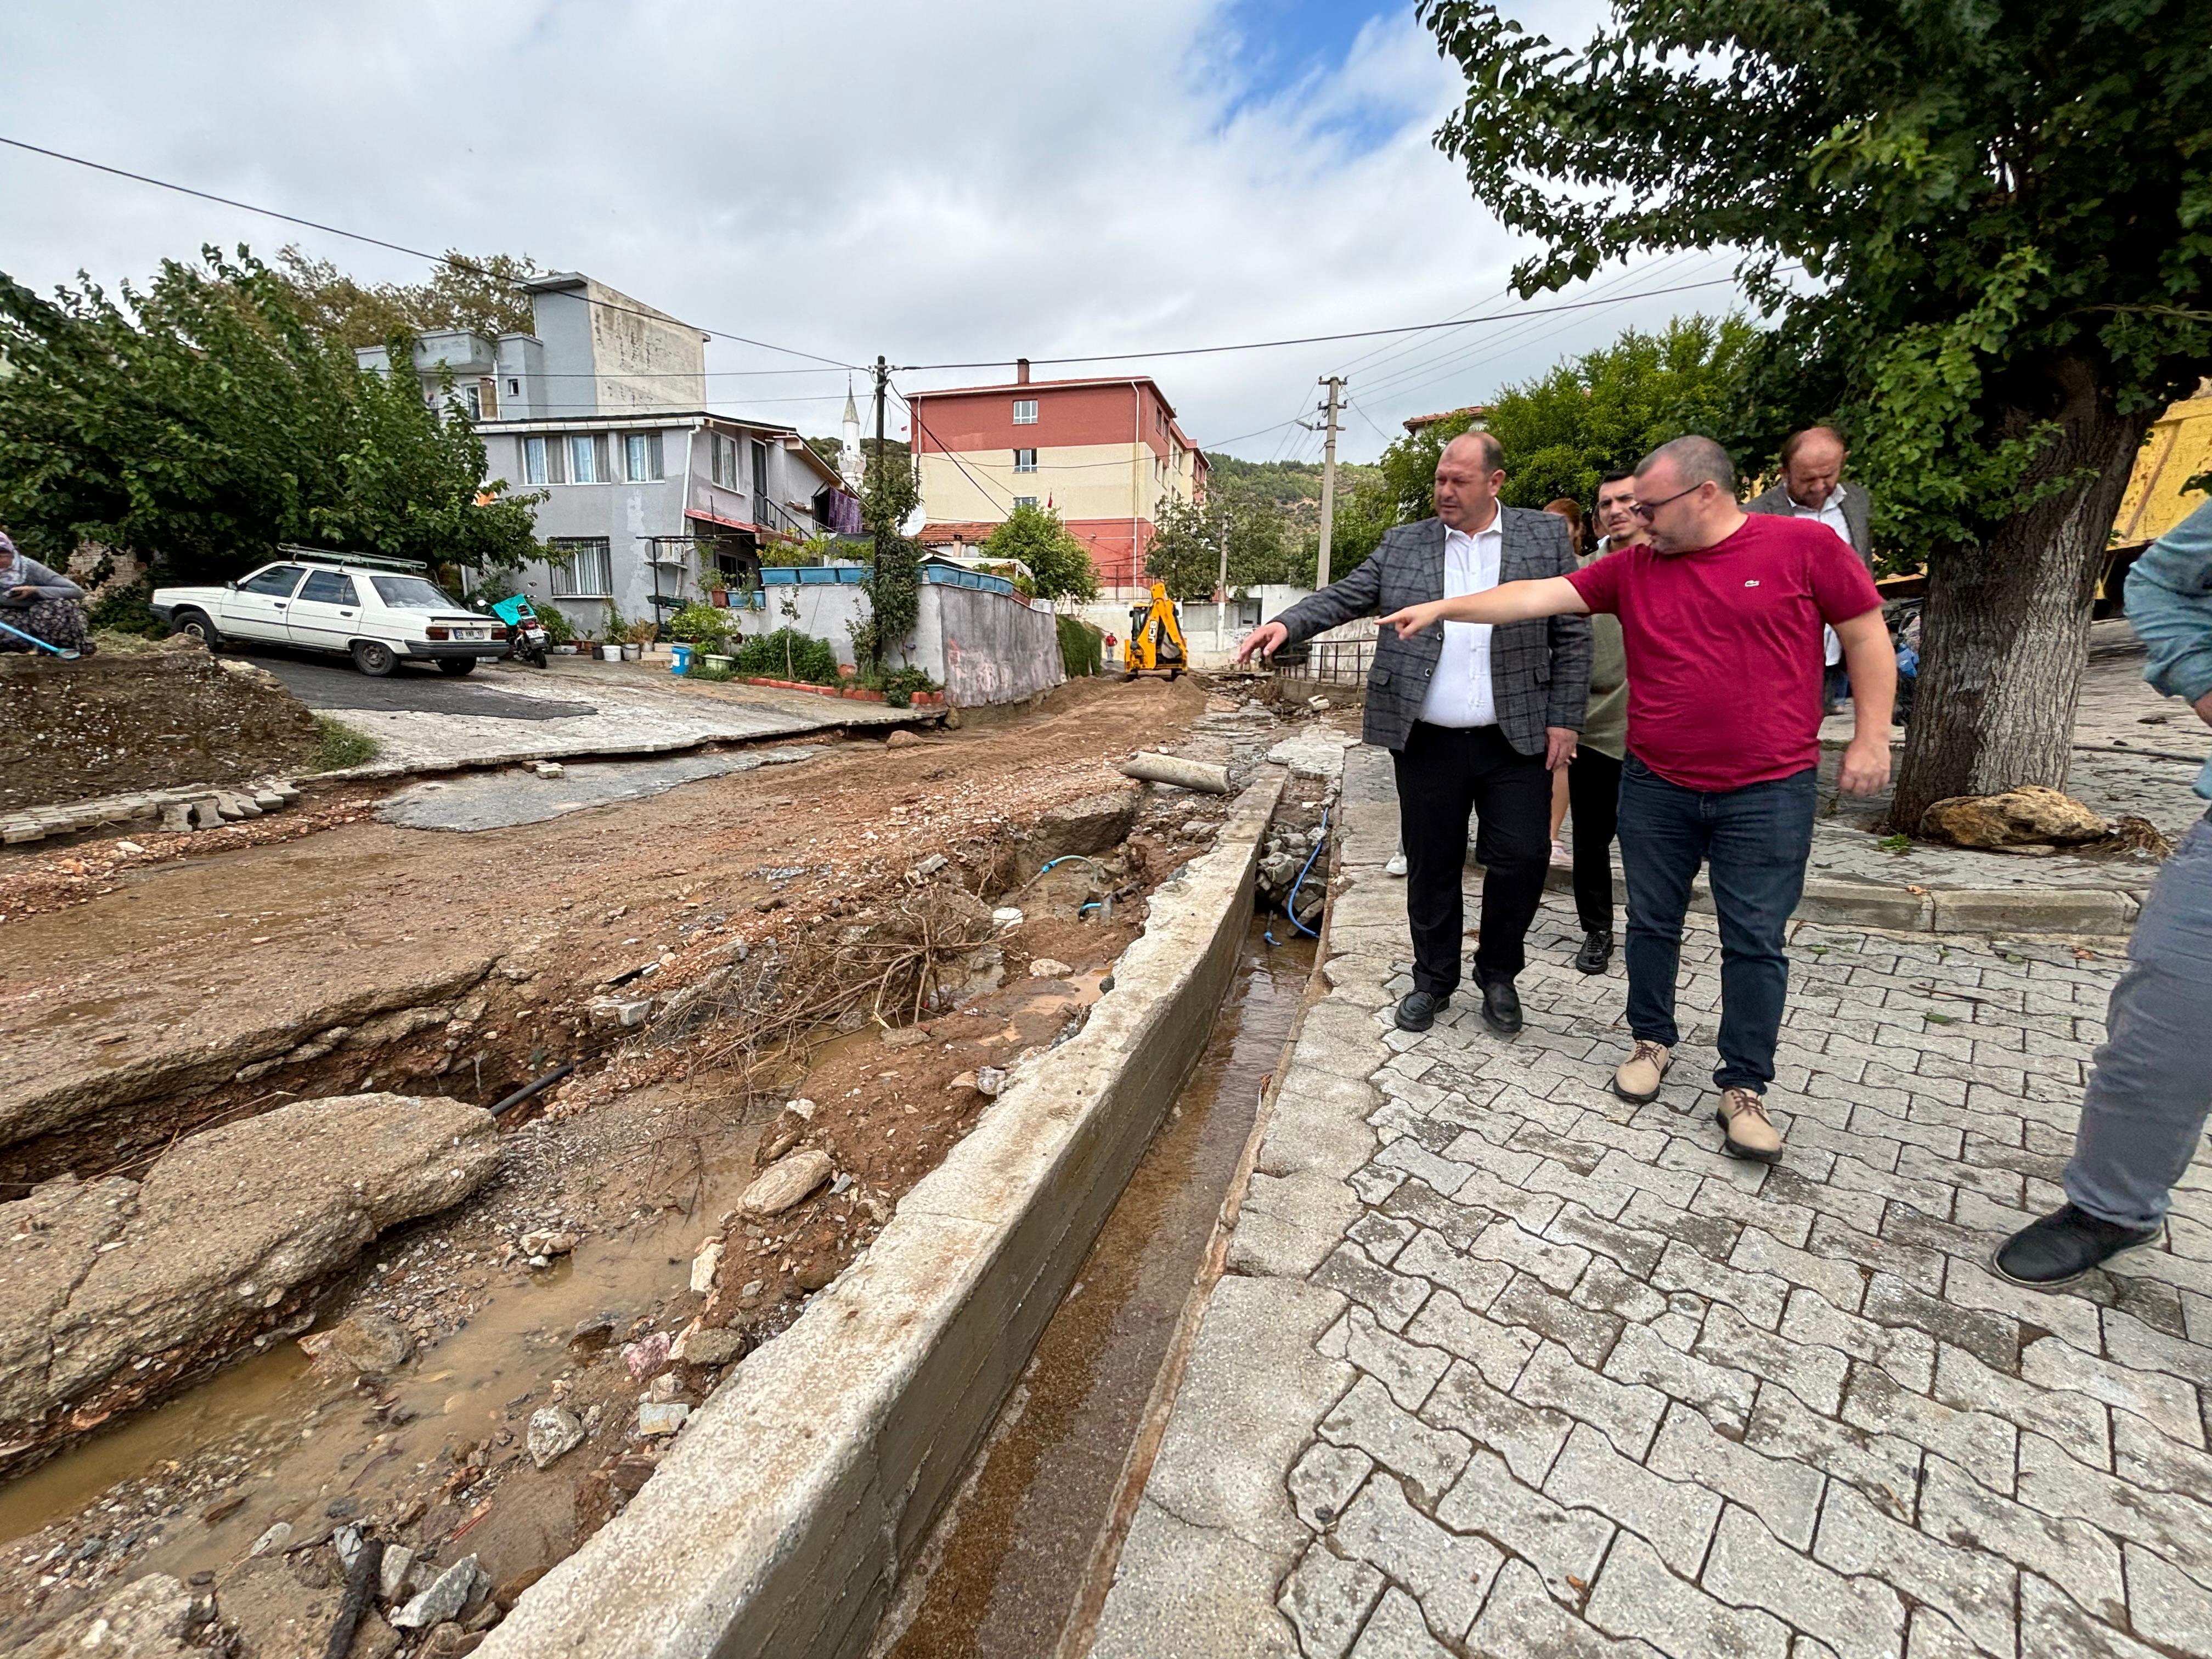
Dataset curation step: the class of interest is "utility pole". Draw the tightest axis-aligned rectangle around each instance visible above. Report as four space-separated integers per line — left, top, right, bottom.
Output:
1315 375 1344 590
872 355 888 483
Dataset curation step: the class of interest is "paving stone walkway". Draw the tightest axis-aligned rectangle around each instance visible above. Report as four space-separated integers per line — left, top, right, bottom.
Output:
1092 746 2212 1659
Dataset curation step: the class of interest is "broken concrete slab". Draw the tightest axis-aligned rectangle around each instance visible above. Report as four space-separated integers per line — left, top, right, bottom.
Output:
375 748 823 833
1028 786 1143 861
0 1092 500 1476
15 1571 206 1656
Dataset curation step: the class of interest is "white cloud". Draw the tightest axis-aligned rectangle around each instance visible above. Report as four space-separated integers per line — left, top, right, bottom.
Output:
0 0 1746 462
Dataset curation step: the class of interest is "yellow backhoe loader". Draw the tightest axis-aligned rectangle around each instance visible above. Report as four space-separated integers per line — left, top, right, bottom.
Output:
1121 582 1188 680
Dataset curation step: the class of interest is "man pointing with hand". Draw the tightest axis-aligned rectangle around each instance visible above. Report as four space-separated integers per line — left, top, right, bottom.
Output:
1238 432 1590 1038
1381 436 1894 1165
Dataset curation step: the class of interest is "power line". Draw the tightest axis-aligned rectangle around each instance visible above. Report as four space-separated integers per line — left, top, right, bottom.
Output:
894 272 1769 373
0 133 861 371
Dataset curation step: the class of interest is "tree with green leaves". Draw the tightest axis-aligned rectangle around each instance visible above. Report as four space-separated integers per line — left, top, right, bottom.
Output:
272 246 541 346
1420 0 2212 825
854 445 922 671
0 246 542 585
1144 491 1302 599
1486 315 1758 511
980 502 1102 600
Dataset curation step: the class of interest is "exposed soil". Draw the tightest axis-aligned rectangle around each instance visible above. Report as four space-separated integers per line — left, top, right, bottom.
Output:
0 674 1248 1654
0 639 320 814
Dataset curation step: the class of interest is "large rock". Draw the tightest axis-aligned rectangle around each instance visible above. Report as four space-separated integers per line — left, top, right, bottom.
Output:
0 1092 499 1476
738 1149 834 1217
1031 787 1142 861
1918 786 2108 848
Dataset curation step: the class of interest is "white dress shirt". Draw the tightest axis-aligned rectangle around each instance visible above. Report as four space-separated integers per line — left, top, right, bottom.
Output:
1418 514 1504 727
1788 487 1853 668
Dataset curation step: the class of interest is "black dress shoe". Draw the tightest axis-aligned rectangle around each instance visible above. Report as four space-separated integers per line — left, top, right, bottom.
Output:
1395 990 1449 1032
1478 977 1522 1035
1992 1203 2161 1288
1574 930 1613 975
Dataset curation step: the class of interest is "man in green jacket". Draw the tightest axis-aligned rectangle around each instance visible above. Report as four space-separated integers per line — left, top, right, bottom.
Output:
1565 473 1638 974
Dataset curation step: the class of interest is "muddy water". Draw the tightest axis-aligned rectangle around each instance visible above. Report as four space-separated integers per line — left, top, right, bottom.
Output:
874 918 1316 1659
0 1128 757 1581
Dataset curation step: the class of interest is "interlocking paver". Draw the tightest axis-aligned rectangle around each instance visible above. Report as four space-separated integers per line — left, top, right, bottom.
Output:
1545 1421 1720 1576
1703 1504 1906 1659
1098 811 2212 1657
1585 1532 1791 1659
1647 1402 1825 1550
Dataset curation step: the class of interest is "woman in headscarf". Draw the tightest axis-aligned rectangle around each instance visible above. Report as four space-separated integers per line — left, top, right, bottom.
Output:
0 532 92 655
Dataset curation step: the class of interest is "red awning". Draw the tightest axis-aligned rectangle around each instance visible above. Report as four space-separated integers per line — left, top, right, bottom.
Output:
686 508 763 533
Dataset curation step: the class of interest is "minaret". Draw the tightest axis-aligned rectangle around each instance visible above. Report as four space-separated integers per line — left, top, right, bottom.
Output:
840 381 864 491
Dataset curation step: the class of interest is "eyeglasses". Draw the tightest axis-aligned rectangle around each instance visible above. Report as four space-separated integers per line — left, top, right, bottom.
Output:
1629 483 1702 521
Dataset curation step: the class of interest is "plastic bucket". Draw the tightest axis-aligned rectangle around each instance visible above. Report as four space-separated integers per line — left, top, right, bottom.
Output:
598 645 622 662
670 643 693 675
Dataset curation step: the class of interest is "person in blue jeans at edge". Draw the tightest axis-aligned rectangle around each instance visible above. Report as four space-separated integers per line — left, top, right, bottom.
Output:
1995 496 2212 1285
1381 436 1896 1164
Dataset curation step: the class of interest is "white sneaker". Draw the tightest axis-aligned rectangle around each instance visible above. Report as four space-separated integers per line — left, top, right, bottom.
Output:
1385 852 1408 878
1549 838 1571 869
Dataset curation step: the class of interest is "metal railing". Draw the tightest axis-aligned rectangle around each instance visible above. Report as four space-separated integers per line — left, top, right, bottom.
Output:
1269 637 1373 685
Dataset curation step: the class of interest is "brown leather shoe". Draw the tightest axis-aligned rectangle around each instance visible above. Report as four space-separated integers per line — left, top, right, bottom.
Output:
1612 1039 1671 1104
1717 1087 1784 1163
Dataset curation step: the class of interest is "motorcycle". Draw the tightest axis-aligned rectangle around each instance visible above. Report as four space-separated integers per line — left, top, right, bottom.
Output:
480 594 550 668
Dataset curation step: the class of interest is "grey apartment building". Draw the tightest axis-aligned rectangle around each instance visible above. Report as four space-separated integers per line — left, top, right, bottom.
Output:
358 273 859 633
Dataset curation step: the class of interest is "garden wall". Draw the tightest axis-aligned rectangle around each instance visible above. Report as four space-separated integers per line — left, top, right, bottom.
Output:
916 584 1064 707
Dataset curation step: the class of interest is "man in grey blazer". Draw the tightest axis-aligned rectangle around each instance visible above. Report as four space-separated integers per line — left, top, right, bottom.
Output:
1745 426 1874 712
1743 426 1872 568
1237 432 1590 1035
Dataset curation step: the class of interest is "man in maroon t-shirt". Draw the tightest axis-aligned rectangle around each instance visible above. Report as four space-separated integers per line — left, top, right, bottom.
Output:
1381 436 1894 1164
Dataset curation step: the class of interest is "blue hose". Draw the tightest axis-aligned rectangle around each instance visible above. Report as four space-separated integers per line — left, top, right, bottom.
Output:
1040 855 1097 875
1266 804 1331 944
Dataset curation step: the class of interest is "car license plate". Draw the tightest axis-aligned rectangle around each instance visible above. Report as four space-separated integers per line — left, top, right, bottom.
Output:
456 629 484 640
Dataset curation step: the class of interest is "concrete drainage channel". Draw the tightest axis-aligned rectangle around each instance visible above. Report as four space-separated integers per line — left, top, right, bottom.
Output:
479 764 1309 1658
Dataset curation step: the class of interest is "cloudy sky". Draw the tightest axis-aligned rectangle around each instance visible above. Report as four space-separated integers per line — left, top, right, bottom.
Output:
1 0 1756 464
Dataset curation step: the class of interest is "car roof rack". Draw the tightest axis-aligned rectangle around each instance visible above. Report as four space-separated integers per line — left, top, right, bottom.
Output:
275 544 430 574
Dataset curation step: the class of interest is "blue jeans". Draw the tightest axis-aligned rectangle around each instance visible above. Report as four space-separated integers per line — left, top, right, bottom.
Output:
1616 757 1818 1093
2064 812 2212 1229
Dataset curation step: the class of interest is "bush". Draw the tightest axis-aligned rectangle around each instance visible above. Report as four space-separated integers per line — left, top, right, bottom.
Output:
870 665 940 708
85 580 166 637
733 627 842 685
666 601 731 648
1056 613 1104 678
535 603 574 645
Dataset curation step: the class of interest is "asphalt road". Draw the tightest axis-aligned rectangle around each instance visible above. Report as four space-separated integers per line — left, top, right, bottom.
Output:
242 647 598 720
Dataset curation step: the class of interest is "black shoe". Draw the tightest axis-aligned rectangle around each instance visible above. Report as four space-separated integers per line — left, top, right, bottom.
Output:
1395 990 1449 1032
1991 1203 2162 1289
1479 977 1522 1036
1574 930 1612 975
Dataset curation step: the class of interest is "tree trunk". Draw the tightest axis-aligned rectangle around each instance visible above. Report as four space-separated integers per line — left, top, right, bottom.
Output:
1888 362 2156 830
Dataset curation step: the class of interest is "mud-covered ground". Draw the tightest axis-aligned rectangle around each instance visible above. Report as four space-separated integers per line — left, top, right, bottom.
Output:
0 674 1316 1655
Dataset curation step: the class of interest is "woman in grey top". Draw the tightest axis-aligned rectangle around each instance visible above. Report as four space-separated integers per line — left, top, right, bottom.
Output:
0 532 92 655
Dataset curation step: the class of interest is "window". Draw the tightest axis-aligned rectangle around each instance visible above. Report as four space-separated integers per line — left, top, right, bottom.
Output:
522 436 549 486
624 432 662 482
567 433 603 484
298 571 358 606
751 439 770 500
507 378 521 397
547 537 613 598
369 575 460 609
710 433 741 489
1014 496 1039 509
1013 448 1037 473
1012 398 1039 425
463 384 483 421
477 377 499 420
238 565 306 598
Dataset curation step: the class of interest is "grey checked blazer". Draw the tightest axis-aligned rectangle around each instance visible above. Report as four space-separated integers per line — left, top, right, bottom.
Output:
1745 479 1874 572
1273 509 1591 755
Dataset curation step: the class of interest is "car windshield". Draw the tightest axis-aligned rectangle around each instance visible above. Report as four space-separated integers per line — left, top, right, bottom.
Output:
368 575 460 610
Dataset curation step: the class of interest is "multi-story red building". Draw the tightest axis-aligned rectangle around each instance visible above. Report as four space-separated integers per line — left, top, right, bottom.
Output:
907 365 1205 589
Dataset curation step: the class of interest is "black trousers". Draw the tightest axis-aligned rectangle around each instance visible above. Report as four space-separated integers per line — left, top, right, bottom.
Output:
1567 748 1623 933
1391 721 1551 996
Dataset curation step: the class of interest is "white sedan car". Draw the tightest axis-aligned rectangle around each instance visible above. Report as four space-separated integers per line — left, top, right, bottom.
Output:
151 554 509 677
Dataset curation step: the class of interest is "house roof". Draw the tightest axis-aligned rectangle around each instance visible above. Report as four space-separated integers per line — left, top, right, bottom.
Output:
917 521 1003 544
1402 404 1492 433
907 374 1182 421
